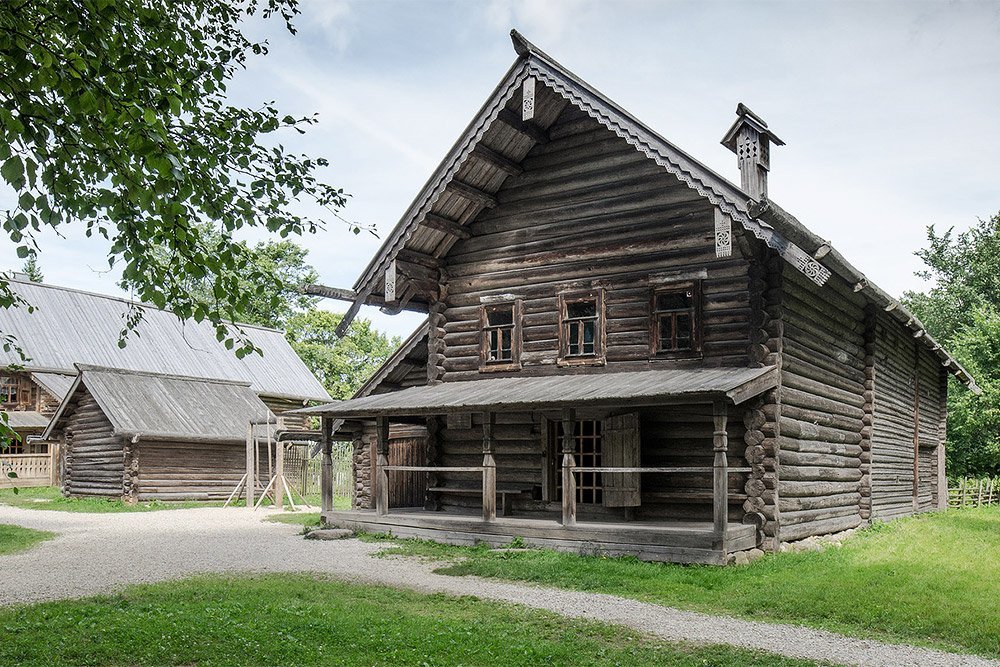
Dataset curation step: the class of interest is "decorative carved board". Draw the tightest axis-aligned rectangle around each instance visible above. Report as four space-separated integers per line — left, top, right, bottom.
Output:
522 76 536 121
714 208 732 258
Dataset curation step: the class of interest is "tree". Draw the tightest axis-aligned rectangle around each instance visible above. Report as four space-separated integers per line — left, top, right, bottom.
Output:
285 309 400 400
0 0 358 358
121 224 319 329
905 212 1000 478
21 249 42 282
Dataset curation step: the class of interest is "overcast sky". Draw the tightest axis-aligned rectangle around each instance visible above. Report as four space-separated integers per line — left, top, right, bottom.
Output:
2 0 999 340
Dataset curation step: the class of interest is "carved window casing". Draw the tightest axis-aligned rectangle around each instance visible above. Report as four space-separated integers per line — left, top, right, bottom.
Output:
479 300 521 372
558 288 605 366
651 282 702 358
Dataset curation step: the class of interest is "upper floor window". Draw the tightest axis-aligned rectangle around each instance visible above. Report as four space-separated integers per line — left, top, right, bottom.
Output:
652 282 701 356
559 289 605 365
480 300 521 371
0 376 18 404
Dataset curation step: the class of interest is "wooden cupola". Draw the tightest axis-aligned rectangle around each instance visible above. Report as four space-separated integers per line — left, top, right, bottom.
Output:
721 103 784 201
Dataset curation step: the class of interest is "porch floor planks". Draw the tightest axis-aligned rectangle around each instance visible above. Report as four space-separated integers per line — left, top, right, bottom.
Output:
323 508 756 564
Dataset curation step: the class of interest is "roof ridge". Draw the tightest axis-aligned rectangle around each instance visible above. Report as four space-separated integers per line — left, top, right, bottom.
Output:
74 363 254 388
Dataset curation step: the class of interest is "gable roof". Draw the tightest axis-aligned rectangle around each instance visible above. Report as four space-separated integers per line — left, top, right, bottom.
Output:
43 365 273 444
338 30 975 393
1 279 330 402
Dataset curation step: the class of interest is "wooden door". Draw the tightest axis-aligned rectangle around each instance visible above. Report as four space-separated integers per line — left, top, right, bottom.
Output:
387 425 428 508
604 412 641 507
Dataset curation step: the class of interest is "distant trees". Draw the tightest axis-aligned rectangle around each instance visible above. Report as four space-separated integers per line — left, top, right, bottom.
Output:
904 212 1000 478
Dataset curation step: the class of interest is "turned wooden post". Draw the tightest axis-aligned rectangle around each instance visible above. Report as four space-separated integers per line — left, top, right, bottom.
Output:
375 415 390 516
713 400 729 550
320 416 333 513
246 422 256 508
482 411 497 523
561 408 577 527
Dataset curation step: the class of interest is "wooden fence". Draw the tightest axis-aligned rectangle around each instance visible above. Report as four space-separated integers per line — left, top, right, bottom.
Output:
0 453 53 488
283 442 353 506
949 477 999 508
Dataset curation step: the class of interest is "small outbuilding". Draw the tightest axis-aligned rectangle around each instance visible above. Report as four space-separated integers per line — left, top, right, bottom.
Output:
43 365 275 501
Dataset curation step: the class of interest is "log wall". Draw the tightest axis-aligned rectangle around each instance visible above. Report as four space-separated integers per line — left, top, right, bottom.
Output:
62 391 124 498
133 440 255 501
437 105 753 379
776 268 865 542
870 312 946 518
263 395 310 431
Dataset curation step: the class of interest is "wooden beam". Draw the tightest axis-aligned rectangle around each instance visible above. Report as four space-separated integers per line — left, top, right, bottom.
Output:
471 144 523 176
420 213 472 239
396 248 440 269
482 411 497 523
375 415 389 516
497 107 549 144
446 180 498 209
306 283 428 315
712 400 729 552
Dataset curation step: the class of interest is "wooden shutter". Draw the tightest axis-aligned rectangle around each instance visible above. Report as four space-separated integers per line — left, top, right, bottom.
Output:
603 412 641 507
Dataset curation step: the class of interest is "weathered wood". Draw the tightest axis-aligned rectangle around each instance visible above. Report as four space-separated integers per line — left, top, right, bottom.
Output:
497 107 549 144
561 408 576 527
446 179 498 209
375 416 389 516
712 400 728 550
482 411 497 523
421 213 472 240
321 416 333 513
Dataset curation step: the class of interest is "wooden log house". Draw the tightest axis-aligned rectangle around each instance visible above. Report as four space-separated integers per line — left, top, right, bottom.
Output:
42 365 277 501
296 32 978 564
0 278 330 495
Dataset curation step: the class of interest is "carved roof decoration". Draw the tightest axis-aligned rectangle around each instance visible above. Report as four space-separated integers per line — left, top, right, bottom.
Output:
342 30 976 392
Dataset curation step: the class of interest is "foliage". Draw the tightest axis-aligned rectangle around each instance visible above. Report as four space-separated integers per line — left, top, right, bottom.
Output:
120 224 320 329
285 309 400 399
0 574 816 667
366 507 1000 658
904 213 1000 477
942 306 1000 477
20 249 42 282
0 523 54 555
0 0 355 359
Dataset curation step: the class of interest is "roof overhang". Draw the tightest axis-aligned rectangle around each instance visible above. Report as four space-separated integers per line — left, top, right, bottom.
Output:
292 366 778 419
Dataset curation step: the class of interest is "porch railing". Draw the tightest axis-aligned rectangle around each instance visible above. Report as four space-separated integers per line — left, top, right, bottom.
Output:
0 453 54 488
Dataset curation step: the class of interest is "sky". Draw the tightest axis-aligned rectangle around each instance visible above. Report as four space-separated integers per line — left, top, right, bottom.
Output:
2 0 999 340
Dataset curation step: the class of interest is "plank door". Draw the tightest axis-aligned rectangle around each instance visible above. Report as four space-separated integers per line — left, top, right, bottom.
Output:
387 426 428 508
603 412 641 507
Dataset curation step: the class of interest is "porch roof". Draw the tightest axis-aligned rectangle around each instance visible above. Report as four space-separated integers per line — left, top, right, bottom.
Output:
292 366 778 419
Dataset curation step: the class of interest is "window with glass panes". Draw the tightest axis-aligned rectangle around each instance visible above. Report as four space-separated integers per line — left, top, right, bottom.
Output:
482 303 516 364
559 289 603 361
0 376 18 405
550 419 603 505
652 283 700 355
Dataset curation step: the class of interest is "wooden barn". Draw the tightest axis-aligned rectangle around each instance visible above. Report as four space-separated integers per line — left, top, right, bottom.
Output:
42 365 274 501
297 32 977 564
0 278 330 493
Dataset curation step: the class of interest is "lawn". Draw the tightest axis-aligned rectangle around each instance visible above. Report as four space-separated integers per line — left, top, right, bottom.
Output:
0 486 328 513
0 574 821 667
365 507 1000 658
0 523 55 555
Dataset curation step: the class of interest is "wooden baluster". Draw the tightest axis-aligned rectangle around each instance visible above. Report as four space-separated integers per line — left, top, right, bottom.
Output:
561 408 576 527
482 411 497 523
713 400 729 552
375 416 390 516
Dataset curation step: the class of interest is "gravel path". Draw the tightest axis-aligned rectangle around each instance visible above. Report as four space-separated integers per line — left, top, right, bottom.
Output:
0 504 994 667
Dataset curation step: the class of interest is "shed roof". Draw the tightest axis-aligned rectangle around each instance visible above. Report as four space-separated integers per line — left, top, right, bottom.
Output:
294 366 778 419
4 411 49 430
43 365 274 444
1 279 329 402
30 372 75 402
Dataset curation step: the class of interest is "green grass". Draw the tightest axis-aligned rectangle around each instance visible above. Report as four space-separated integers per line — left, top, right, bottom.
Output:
365 507 1000 658
0 574 821 666
0 486 229 513
0 523 55 555
267 511 322 528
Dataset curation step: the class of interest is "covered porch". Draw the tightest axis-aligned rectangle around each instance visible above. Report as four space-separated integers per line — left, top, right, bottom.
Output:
296 366 777 564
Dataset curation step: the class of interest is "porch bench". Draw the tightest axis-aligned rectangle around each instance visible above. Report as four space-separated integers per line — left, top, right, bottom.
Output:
427 485 532 516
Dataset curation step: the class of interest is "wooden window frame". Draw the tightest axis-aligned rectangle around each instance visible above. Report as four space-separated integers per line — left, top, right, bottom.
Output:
558 288 606 366
479 299 522 372
0 375 18 406
650 281 703 359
